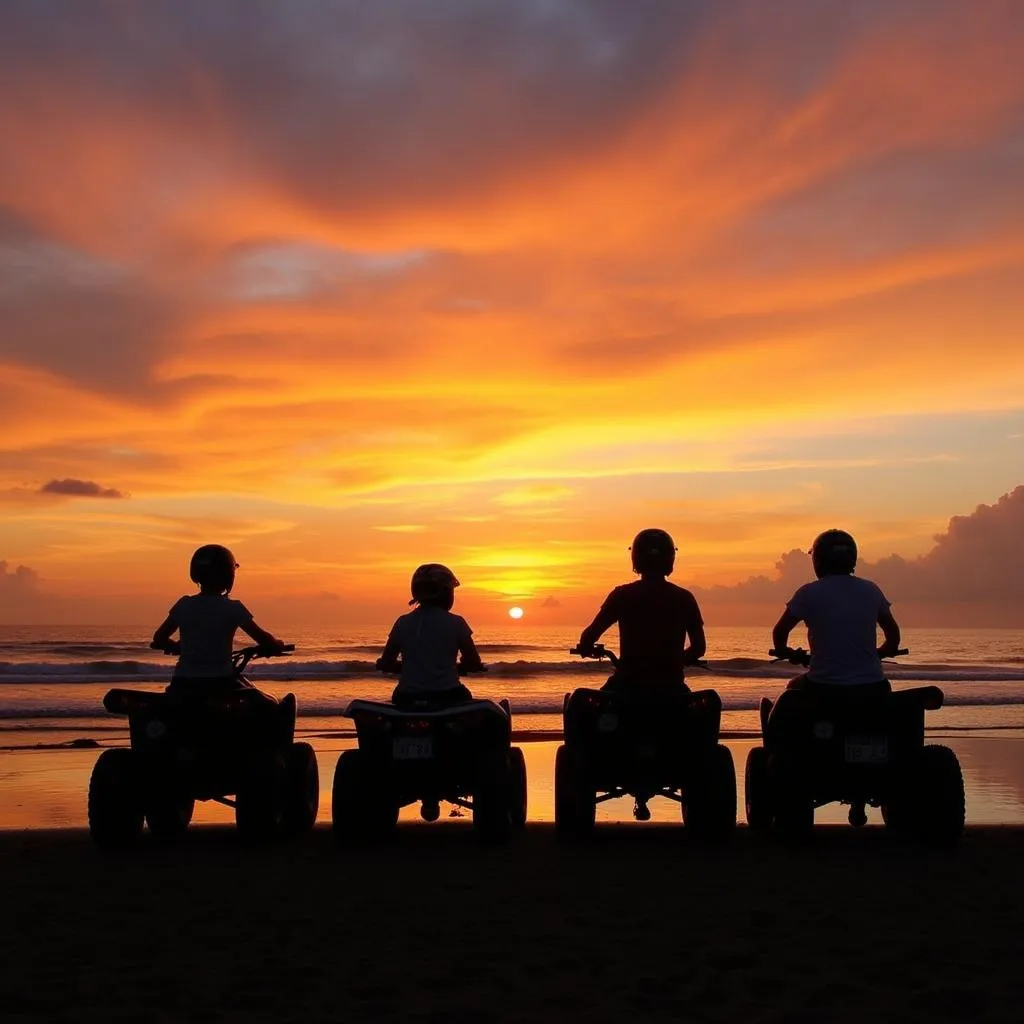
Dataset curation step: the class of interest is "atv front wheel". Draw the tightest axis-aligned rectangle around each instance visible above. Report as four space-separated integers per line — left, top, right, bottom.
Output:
283 741 320 834
554 744 595 838
88 748 144 849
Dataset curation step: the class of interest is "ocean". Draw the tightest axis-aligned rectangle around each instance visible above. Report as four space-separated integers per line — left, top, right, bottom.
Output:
2 624 1023 739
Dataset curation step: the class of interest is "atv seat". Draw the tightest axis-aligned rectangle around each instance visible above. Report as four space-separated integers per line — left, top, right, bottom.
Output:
344 698 510 720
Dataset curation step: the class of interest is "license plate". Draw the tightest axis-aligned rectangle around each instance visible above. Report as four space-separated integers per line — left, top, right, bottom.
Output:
392 737 433 760
844 736 888 763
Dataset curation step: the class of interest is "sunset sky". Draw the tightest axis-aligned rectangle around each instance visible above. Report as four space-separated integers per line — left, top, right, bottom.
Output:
1 1 1023 627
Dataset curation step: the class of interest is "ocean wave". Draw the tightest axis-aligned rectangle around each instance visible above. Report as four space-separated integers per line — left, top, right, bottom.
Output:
2 656 1024 685
3 690 1024 721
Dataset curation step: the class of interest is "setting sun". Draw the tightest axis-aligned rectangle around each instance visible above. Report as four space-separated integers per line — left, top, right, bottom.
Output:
508 607 525 620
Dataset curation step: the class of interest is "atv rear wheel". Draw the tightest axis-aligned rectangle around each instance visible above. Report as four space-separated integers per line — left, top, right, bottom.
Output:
236 753 285 841
88 748 144 849
145 789 194 841
770 752 814 840
906 744 965 847
473 752 513 842
683 744 737 839
283 741 319 834
554 744 595 838
744 746 773 832
331 749 397 842
508 746 527 831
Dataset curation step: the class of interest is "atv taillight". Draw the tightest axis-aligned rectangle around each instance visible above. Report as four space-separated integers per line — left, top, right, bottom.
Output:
353 712 392 732
103 691 158 716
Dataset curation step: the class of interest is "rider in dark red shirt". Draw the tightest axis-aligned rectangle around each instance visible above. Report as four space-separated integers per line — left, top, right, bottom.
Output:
577 529 707 694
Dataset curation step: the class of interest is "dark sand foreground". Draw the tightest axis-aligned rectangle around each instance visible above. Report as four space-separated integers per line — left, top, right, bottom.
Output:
3 825 1023 1023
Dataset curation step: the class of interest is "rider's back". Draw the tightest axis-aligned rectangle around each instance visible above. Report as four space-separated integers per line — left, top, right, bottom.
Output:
172 593 253 679
609 578 702 683
788 575 888 685
389 605 472 695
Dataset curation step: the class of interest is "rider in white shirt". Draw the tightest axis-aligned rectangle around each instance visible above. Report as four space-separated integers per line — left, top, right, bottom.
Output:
772 530 902 692
151 544 285 694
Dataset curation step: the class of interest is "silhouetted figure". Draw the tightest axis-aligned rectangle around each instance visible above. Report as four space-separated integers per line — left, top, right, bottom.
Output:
577 528 707 697
151 544 285 703
772 529 901 697
378 563 483 708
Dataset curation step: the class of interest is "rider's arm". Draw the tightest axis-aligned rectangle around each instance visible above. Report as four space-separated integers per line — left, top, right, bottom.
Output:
578 593 619 651
151 615 178 650
683 621 707 666
772 609 800 657
378 626 402 670
241 620 284 651
877 606 901 659
458 632 484 672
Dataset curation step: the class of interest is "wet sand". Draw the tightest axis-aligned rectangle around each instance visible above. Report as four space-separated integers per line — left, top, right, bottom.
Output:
4 734 1024 829
2 824 1023 1023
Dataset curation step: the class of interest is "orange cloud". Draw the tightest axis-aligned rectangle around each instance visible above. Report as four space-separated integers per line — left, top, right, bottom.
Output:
0 2 1022 620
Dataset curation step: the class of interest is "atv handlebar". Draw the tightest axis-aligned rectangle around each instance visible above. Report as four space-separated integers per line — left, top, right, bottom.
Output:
148 642 294 677
769 647 909 666
569 645 709 671
569 644 619 668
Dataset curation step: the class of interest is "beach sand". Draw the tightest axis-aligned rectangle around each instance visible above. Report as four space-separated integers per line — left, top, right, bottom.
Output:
2 824 1023 1023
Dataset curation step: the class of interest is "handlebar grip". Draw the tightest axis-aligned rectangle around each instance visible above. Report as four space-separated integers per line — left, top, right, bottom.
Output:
896 648 909 656
280 644 296 653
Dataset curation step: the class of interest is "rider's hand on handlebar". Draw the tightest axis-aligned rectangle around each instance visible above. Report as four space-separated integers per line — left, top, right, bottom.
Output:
770 645 794 662
376 656 401 674
151 639 181 655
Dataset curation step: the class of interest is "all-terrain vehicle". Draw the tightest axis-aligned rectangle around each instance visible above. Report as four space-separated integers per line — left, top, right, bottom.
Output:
744 648 965 845
555 645 736 837
333 662 527 843
88 644 319 847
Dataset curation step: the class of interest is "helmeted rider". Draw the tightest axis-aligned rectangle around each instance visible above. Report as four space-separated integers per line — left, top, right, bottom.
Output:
378 563 484 708
771 529 901 695
151 544 286 696
576 528 707 695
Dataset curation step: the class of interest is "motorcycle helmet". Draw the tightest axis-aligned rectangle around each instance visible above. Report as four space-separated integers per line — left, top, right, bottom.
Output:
810 529 858 577
189 544 239 594
630 528 676 576
410 563 460 608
